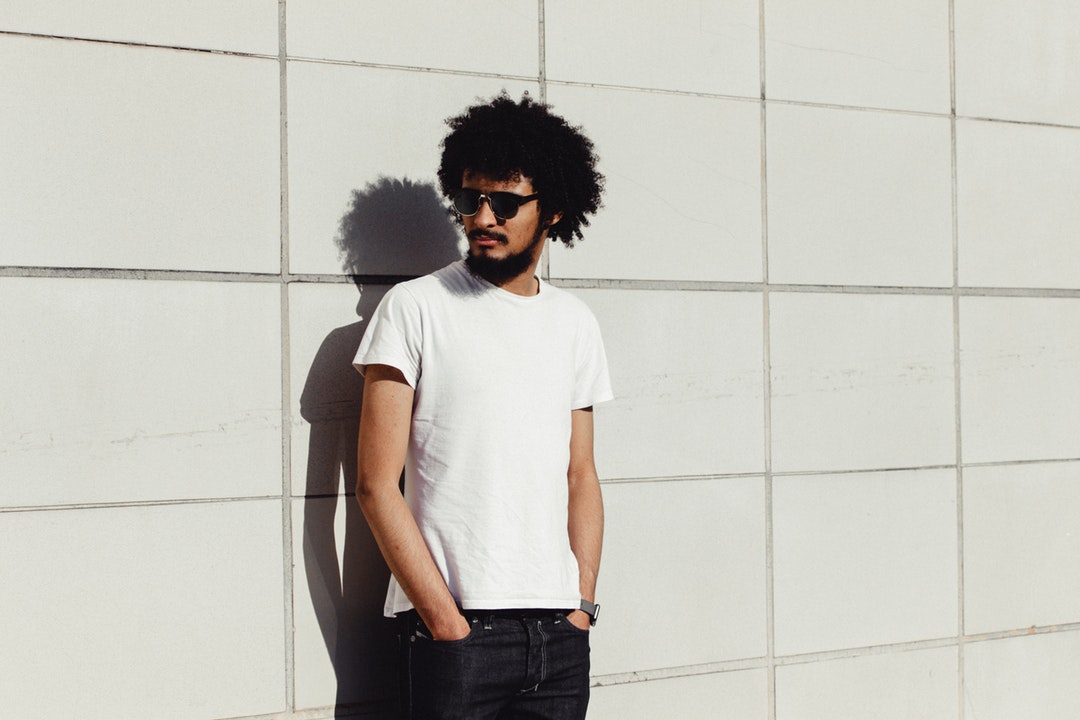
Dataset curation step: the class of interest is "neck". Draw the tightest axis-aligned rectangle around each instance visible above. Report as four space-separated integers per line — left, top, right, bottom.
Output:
499 269 541 296
466 254 542 296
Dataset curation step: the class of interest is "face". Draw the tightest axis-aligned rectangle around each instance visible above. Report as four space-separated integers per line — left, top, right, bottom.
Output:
459 170 560 287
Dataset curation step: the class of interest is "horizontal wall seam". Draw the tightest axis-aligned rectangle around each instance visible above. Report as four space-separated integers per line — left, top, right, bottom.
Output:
4 31 1080 132
5 267 1079 298
0 494 283 515
600 456 1080 485
0 29 276 60
590 622 1080 688
5 457 1078 515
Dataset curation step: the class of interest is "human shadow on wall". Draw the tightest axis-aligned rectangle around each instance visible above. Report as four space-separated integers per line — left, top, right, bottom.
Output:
300 177 461 719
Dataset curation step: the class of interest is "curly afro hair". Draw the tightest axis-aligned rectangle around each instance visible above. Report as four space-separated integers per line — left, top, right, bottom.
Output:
437 91 604 247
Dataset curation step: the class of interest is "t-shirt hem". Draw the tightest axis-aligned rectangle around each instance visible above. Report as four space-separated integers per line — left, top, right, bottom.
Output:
385 596 581 618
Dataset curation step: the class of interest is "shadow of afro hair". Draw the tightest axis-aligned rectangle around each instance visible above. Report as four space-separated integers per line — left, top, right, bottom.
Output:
437 91 604 247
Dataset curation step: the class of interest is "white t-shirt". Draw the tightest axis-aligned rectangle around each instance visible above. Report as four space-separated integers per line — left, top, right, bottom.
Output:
354 260 613 616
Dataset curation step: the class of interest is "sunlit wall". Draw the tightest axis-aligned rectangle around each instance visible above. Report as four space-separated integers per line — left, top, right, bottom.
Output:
2 2 1079 719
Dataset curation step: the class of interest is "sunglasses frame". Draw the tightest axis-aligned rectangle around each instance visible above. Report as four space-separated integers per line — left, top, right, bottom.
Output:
453 188 540 221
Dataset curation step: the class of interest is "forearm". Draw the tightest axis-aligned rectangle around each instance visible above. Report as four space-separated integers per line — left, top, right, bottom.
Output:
568 470 604 603
356 479 463 633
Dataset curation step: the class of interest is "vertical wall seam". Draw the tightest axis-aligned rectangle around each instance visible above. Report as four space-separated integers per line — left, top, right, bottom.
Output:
538 0 551 282
948 1 966 717
759 1 777 717
277 0 297 714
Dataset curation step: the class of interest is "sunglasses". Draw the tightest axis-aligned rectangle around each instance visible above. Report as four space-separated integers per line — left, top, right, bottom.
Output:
452 188 539 220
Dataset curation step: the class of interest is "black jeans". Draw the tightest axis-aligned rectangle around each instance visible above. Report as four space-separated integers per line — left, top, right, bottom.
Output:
400 609 591 720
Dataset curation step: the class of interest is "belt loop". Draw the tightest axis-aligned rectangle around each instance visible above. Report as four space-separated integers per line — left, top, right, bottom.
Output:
483 613 494 630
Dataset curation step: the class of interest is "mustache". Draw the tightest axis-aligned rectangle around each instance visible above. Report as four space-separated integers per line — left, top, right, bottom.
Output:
468 229 508 244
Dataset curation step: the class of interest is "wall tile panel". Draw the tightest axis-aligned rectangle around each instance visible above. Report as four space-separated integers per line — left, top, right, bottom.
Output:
0 501 286 719
767 104 953 287
291 496 396 712
773 469 957 655
963 462 1080 635
964 631 1080 720
575 289 765 479
547 85 763 282
955 0 1080 125
286 0 537 76
0 0 278 54
286 61 529 275
594 478 766 674
770 293 955 473
289 282 391 497
0 278 282 507
764 0 951 112
545 0 760 97
957 120 1080 289
0 36 280 273
590 670 768 720
959 297 1080 464
776 647 958 720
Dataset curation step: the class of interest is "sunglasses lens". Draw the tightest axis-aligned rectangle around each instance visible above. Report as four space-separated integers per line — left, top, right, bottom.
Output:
453 190 532 219
488 193 519 219
453 189 481 216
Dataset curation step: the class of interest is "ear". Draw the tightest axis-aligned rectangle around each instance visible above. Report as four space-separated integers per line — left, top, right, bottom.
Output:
543 210 564 228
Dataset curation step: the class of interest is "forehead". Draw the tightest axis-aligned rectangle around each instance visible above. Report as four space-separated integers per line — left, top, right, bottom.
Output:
461 169 534 193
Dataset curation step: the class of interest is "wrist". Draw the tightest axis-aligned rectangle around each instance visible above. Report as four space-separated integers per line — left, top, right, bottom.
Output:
578 598 600 626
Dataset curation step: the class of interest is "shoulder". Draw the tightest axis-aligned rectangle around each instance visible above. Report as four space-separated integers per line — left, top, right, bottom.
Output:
541 283 602 325
380 261 467 306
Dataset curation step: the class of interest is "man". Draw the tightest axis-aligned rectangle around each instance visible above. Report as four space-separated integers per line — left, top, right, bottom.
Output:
353 92 610 720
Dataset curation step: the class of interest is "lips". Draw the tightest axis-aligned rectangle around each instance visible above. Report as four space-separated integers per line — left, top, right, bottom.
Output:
469 230 507 248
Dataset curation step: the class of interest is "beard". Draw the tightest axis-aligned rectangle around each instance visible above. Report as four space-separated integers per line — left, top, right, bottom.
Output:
463 223 545 286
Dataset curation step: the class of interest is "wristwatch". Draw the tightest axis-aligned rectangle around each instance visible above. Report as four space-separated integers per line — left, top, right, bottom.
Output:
579 599 600 626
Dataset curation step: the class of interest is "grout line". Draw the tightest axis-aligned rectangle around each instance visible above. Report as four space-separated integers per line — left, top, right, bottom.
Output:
0 495 284 514
277 0 296 713
596 457 1080 486
5 29 1080 133
948 1 966 716
5 458 1077 515
0 28 278 59
537 0 547 105
5 266 1080 300
552 278 1080 298
3 460 1073 513
758 5 777 710
588 622 1080 690
538 0 550 281
212 624 1080 719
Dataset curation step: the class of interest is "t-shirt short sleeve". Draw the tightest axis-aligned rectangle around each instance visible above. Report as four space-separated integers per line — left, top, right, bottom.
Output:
353 284 423 387
572 310 614 409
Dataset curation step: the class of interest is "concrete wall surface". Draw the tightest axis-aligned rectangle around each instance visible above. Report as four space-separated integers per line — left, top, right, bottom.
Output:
2 1 1079 718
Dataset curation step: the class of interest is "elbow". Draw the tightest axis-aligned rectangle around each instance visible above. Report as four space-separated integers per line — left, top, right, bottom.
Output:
355 468 399 509
355 469 378 507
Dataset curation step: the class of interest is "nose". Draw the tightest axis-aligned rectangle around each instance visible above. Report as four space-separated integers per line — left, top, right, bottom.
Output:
472 196 502 226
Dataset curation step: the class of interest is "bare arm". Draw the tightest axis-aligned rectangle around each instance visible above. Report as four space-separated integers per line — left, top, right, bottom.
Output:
566 406 604 630
355 364 470 640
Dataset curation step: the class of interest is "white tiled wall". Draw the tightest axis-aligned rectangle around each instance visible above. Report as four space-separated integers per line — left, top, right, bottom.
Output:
0 501 287 719
4 2 1079 719
956 120 1080 290
766 105 953 287
764 0 951 113
770 293 955 473
773 469 957 655
547 86 763 282
0 35 280 273
775 647 958 720
954 0 1080 126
